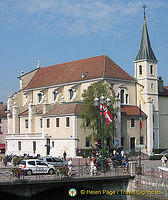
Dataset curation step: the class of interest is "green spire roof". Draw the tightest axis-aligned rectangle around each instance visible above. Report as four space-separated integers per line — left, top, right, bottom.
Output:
135 18 157 62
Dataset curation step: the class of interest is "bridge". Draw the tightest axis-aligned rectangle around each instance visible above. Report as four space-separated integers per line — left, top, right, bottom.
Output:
0 174 135 200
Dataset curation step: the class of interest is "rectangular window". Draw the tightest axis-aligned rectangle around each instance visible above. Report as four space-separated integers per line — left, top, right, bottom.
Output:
56 118 59 127
140 137 144 145
131 119 135 128
126 94 129 104
18 141 21 151
33 141 36 152
139 65 142 75
47 119 50 128
40 119 43 128
25 119 28 129
86 138 90 147
66 117 70 127
151 83 154 90
52 141 54 148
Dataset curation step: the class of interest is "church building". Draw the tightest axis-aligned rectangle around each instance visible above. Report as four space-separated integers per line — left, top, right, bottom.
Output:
5 12 167 157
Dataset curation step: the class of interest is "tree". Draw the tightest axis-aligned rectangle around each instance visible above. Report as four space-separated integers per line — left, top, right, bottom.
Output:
81 81 118 148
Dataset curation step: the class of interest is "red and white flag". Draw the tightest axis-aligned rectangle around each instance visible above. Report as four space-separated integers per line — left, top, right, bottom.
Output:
100 104 113 125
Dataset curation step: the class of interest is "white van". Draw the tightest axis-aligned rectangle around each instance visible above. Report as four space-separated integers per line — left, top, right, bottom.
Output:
19 159 55 175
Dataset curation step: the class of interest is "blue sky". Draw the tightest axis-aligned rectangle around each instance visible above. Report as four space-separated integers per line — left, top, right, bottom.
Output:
0 0 168 103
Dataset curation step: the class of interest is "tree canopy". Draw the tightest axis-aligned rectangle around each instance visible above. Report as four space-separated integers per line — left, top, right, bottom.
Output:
81 81 118 148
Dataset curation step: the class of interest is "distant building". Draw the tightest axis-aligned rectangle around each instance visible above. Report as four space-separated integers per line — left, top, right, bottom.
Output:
158 77 168 149
0 102 7 153
5 12 168 157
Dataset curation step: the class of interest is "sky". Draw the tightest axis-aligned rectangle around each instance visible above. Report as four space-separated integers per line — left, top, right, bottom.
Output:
0 0 168 103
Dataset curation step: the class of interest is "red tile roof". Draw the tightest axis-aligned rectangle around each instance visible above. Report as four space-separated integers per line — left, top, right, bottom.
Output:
121 105 146 116
44 103 84 117
19 109 28 116
36 109 43 115
24 55 134 90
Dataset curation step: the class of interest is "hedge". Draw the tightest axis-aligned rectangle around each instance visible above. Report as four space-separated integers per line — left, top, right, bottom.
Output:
149 155 168 160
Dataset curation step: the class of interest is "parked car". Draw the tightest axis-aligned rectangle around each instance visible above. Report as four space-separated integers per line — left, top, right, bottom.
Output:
19 159 55 175
38 157 68 168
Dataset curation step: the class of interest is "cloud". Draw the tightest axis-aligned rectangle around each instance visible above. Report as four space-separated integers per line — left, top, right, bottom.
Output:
0 0 167 36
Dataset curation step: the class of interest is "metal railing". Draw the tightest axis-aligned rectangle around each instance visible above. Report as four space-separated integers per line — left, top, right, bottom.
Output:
0 164 130 183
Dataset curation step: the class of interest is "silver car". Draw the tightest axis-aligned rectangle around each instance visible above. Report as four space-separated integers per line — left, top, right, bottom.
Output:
39 157 68 168
19 159 55 175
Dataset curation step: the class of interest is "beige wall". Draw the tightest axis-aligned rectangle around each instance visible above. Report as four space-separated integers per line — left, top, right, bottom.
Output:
159 96 168 149
121 115 147 150
43 115 74 139
20 117 29 134
76 117 92 149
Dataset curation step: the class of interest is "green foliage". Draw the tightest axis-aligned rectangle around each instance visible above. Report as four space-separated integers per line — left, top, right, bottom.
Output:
149 155 168 160
10 168 25 177
81 81 117 148
76 148 96 158
56 166 69 178
12 157 21 166
153 149 166 154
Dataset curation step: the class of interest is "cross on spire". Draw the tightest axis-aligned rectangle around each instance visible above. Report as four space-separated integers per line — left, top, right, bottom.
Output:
143 4 146 19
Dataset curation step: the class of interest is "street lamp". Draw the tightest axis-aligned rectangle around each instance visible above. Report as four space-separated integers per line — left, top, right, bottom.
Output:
94 95 111 172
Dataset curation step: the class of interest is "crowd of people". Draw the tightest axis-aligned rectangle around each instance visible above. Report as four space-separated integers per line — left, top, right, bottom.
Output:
86 149 129 176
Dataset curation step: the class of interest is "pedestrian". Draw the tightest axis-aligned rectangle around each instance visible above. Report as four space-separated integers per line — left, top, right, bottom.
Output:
90 160 96 175
113 149 116 156
63 151 67 161
161 155 167 167
68 158 72 177
121 149 125 157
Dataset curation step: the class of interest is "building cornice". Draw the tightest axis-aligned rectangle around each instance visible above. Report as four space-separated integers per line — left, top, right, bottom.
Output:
22 77 136 93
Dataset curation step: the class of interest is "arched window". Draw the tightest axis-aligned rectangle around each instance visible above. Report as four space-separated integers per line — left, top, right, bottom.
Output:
69 89 74 100
120 89 124 103
139 65 142 75
150 65 154 75
37 93 43 103
69 89 76 100
151 83 154 90
52 91 59 102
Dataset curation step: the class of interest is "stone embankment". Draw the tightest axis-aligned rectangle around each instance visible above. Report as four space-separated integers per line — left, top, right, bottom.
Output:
132 175 168 200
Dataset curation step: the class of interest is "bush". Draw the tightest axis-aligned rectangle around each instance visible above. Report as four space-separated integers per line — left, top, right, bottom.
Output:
149 155 168 160
12 157 21 166
153 149 166 154
76 149 94 158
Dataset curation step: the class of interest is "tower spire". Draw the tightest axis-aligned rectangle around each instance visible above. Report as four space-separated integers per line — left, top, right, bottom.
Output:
143 4 146 20
135 5 157 62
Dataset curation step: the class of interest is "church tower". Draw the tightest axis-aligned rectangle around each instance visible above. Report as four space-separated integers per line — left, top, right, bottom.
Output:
134 6 159 154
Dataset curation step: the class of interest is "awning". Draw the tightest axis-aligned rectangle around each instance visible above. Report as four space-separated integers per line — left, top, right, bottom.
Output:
0 144 5 149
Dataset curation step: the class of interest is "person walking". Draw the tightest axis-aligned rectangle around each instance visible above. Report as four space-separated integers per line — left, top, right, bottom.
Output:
161 155 167 167
68 158 72 177
90 160 97 175
63 151 67 161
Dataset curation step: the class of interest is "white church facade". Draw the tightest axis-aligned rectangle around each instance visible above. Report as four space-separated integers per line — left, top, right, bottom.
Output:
5 13 168 157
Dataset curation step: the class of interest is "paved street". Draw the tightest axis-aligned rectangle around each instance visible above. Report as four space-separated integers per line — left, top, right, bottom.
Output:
142 159 161 168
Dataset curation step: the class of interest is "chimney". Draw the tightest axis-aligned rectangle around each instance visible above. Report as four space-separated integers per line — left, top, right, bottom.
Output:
20 71 24 90
158 77 164 93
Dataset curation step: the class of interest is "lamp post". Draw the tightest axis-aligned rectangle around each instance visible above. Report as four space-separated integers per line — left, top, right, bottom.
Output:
94 95 111 172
